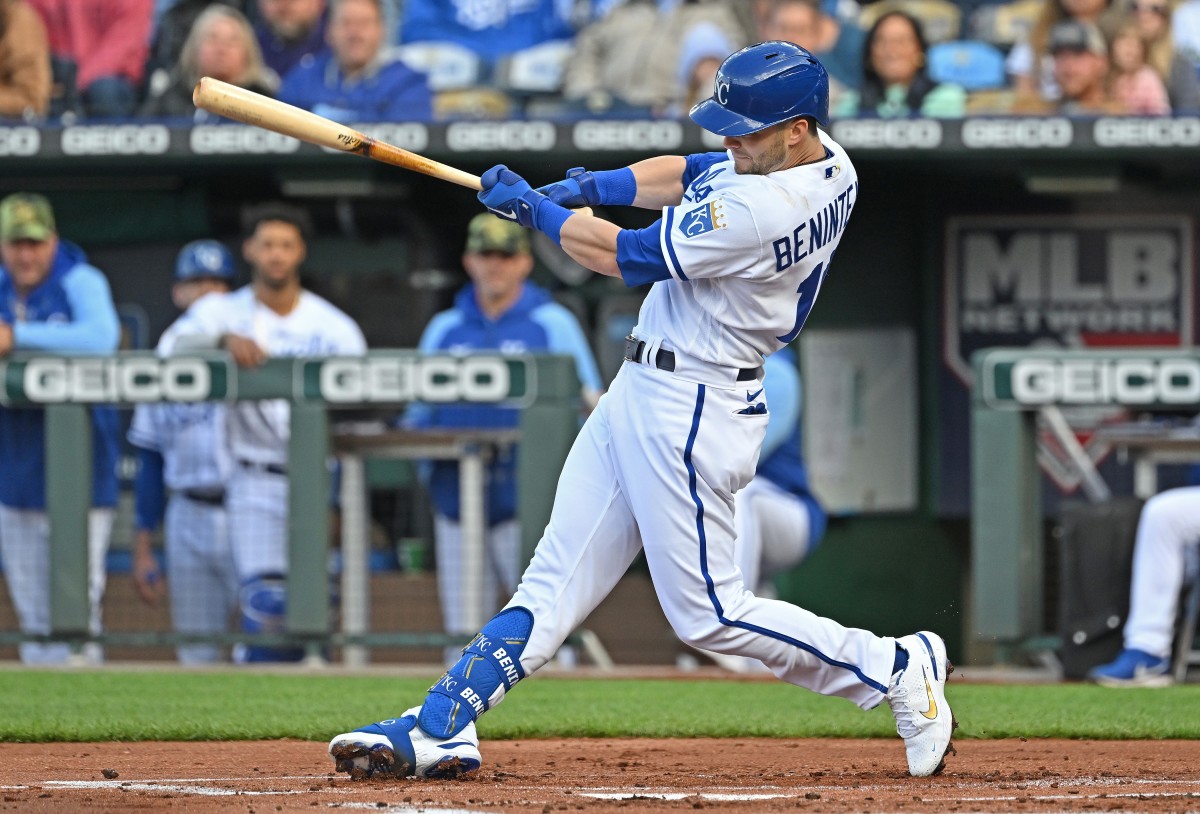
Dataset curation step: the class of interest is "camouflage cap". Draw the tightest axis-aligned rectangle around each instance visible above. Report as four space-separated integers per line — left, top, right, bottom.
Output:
0 193 56 242
465 212 531 255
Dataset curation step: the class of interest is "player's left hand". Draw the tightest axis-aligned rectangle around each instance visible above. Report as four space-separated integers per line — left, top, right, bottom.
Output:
478 165 545 230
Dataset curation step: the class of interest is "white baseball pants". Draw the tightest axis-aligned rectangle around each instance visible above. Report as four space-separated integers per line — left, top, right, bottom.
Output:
1124 485 1200 659
165 496 238 664
733 476 813 596
226 467 289 581
0 506 112 664
503 360 896 709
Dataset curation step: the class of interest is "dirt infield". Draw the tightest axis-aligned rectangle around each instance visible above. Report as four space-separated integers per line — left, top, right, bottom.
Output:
2 738 1199 813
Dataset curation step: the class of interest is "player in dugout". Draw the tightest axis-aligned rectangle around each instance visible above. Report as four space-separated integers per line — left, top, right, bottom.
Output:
327 42 956 781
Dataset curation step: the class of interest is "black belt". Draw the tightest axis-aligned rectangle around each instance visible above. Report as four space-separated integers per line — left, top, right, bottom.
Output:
238 459 287 476
623 335 762 382
178 487 225 506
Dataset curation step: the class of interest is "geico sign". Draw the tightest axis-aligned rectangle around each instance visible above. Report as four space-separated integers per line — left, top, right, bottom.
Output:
318 357 511 403
1010 358 1200 405
22 358 213 402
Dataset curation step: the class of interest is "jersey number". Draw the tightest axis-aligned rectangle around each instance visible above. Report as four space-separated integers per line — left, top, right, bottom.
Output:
776 261 826 344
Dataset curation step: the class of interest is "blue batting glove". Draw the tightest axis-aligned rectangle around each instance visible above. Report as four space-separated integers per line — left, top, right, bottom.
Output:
535 166 638 208
478 164 574 244
536 167 601 208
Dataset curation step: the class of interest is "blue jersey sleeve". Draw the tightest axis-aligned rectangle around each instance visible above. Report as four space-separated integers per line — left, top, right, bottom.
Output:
531 303 603 392
761 354 801 459
12 265 120 352
134 447 167 532
681 152 729 189
616 223 671 287
383 64 433 121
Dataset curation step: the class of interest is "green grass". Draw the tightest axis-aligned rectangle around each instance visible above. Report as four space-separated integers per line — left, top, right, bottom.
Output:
2 669 1199 742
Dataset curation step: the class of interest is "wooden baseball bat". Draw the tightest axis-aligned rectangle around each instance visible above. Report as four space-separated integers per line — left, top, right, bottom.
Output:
193 77 483 189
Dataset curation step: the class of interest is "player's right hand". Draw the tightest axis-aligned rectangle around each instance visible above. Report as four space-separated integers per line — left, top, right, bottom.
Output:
536 168 601 208
133 538 165 606
220 333 268 368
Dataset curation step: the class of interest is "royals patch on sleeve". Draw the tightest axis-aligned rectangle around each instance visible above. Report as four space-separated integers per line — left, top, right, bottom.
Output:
678 199 727 239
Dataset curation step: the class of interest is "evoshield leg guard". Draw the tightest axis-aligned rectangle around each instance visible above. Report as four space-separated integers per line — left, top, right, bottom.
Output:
418 607 533 738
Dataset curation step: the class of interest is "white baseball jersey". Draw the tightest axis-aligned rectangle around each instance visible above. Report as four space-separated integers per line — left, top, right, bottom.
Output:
638 130 857 369
161 286 368 465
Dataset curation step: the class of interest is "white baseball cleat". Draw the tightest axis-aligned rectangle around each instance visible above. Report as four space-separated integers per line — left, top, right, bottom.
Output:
328 706 481 780
887 631 956 777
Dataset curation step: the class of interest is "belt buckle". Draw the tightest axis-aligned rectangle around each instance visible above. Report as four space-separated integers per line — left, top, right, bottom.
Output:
623 334 644 364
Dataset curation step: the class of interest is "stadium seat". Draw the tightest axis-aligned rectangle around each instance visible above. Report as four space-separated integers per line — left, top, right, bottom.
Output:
969 0 1042 49
928 40 1007 90
389 41 486 92
493 40 575 96
858 0 962 43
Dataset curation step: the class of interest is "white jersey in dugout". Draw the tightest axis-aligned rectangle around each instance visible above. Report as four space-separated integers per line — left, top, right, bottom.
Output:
162 286 368 464
639 130 857 370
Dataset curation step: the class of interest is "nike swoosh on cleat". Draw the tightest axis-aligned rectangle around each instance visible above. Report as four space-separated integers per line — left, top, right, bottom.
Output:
437 741 475 749
746 388 763 402
920 666 938 720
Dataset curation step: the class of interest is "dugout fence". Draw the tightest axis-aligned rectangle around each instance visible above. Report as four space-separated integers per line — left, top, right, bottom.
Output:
0 351 582 662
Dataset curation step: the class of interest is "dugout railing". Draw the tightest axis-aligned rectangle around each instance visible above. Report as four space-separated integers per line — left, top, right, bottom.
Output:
0 350 582 660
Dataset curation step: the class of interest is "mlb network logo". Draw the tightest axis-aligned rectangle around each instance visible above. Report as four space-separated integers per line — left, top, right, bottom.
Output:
678 200 726 239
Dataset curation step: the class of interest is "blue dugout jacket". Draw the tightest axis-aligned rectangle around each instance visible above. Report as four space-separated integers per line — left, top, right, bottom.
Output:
407 282 602 524
757 347 827 547
0 241 121 509
278 51 433 123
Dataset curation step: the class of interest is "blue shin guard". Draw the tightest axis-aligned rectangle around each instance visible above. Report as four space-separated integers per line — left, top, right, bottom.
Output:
418 607 533 738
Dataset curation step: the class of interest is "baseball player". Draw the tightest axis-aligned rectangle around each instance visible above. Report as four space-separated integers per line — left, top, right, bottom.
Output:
161 203 367 662
707 345 827 673
329 42 955 780
407 213 603 663
0 192 121 665
1087 480 1200 686
127 240 238 664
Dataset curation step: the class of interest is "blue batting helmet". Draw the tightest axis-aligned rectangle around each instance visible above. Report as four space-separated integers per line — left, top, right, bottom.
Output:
175 239 236 283
689 41 830 135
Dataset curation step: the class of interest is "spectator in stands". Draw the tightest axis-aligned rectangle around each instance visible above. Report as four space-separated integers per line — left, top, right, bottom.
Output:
141 5 278 119
1173 0 1200 74
1108 18 1171 112
145 0 255 97
256 0 327 80
833 10 966 117
1007 0 1121 106
1016 19 1126 112
397 0 581 73
0 193 121 665
563 0 746 115
1132 0 1200 112
1087 481 1200 687
27 0 154 118
0 0 50 120
277 0 431 122
759 0 865 117
406 213 603 665
677 22 736 110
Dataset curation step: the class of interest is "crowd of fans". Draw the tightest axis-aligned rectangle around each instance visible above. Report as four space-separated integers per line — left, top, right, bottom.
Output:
2 0 1200 125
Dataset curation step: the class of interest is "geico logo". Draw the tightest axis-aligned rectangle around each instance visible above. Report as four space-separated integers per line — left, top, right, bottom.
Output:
572 121 683 151
446 122 556 151
1011 358 1200 405
351 123 429 151
829 119 942 148
61 125 171 156
0 127 40 157
22 358 212 402
962 118 1073 148
190 126 300 154
1094 117 1200 147
318 357 510 403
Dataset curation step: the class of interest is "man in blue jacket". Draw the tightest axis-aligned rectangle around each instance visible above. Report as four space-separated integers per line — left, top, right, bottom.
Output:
0 193 121 664
278 0 432 123
407 213 602 661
